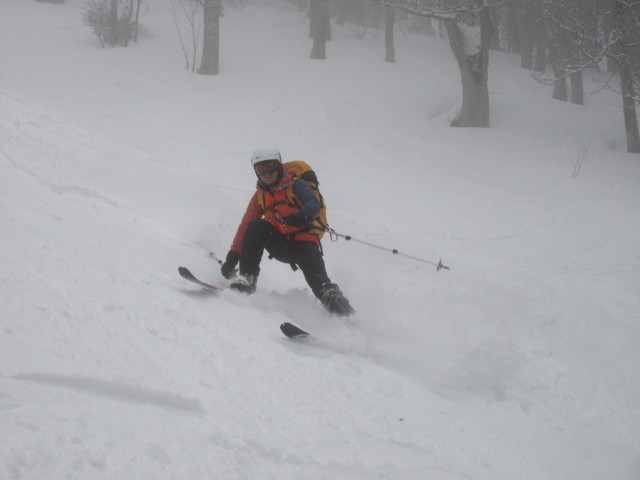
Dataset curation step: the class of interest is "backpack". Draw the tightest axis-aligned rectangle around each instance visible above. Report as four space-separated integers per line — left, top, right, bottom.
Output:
256 160 328 240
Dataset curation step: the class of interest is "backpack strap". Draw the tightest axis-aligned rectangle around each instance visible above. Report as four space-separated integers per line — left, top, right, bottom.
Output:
256 189 265 214
257 178 325 241
287 177 328 239
284 178 300 208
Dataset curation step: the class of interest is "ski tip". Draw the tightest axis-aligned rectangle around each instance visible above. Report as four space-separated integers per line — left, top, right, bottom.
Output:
178 266 192 278
178 266 222 291
280 322 310 339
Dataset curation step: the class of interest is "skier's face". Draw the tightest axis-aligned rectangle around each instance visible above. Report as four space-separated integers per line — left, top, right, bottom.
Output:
255 160 280 185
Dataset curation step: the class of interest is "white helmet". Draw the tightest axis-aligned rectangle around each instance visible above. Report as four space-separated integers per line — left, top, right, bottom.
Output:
251 147 282 166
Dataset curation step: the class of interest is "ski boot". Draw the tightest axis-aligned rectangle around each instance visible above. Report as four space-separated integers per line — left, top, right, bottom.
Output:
320 283 354 316
229 274 257 294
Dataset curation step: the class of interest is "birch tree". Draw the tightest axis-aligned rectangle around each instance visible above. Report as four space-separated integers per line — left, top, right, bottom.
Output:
385 6 396 62
199 0 221 75
309 0 331 59
376 0 494 127
110 0 118 46
541 0 640 153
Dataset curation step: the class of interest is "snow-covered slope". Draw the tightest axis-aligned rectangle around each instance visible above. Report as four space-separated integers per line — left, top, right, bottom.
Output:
1 1 639 479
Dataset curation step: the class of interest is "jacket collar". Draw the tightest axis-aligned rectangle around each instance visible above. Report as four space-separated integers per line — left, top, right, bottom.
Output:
257 168 294 192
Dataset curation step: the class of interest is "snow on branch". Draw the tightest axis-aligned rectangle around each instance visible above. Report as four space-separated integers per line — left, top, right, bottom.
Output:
375 0 484 22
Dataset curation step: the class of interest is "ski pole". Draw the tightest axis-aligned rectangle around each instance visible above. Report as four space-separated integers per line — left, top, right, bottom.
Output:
209 251 224 265
210 251 238 276
326 228 450 272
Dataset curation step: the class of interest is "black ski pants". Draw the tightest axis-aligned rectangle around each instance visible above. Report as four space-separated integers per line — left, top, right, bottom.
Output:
239 219 331 299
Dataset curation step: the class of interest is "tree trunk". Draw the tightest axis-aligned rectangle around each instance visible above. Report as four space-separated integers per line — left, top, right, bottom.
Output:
199 0 221 75
548 40 567 101
336 0 349 26
533 14 547 74
309 0 330 59
619 66 640 153
517 2 533 69
613 0 640 153
384 6 395 63
456 65 491 127
110 0 118 46
506 1 520 53
569 71 583 105
310 38 326 59
444 5 493 127
134 0 142 43
489 5 501 51
552 73 567 101
121 0 133 47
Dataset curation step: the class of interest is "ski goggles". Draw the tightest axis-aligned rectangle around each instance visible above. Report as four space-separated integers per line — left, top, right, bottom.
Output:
254 160 280 176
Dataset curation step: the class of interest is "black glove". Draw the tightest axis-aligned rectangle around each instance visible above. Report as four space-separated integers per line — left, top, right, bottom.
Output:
220 250 239 279
284 211 310 227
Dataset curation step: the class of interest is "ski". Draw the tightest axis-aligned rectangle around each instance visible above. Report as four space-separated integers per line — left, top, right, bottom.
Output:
178 271 314 340
178 266 223 291
280 322 312 340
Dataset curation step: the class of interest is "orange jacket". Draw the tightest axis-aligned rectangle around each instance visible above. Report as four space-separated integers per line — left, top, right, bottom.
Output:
230 169 320 253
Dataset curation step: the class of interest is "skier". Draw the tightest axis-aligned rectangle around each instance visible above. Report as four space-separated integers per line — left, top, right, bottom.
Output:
220 148 354 316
